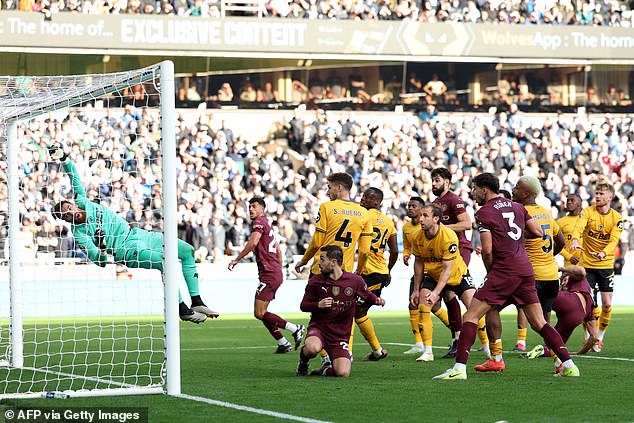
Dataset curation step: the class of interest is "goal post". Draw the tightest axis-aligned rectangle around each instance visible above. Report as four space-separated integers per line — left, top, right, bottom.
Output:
0 61 180 398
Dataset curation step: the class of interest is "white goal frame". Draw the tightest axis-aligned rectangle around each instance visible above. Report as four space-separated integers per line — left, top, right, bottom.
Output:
0 60 181 398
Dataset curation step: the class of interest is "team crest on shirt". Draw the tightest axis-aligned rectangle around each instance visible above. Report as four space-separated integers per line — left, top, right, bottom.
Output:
316 212 321 223
598 225 604 231
332 286 340 296
617 221 623 230
344 287 354 296
449 244 458 254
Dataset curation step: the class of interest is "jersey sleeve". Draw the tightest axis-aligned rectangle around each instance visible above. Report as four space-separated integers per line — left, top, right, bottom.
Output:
300 280 320 312
403 228 412 256
252 217 266 235
603 212 624 256
521 206 533 224
74 226 107 267
62 161 89 209
452 196 467 215
388 220 397 239
571 207 590 240
552 219 561 236
442 230 460 261
361 212 373 237
475 211 490 233
411 230 422 257
314 203 328 235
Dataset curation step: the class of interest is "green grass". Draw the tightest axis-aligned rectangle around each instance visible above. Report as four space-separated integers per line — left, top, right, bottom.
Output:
2 309 634 422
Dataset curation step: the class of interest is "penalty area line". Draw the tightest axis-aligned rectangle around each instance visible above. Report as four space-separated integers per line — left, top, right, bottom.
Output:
177 393 333 423
384 342 634 363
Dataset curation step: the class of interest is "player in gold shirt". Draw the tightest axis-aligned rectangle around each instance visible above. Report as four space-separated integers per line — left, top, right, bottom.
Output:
410 204 488 363
351 187 398 362
557 194 583 267
294 172 373 369
402 197 452 355
295 173 373 276
511 176 565 353
570 182 623 352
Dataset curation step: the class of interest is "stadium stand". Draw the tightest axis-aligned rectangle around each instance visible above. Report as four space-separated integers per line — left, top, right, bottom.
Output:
5 0 633 27
1 104 631 265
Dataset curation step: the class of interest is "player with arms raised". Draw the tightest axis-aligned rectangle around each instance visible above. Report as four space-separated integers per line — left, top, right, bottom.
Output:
434 173 579 380
228 197 305 353
49 145 217 323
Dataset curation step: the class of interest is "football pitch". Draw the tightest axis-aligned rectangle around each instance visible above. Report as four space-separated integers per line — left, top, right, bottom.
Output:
2 309 634 423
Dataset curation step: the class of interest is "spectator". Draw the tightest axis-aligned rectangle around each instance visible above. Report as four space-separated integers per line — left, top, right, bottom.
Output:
423 74 447 104
186 80 202 102
348 74 371 102
603 84 620 106
586 86 601 105
258 82 281 102
217 83 234 102
291 79 308 104
5 102 634 267
617 89 632 106
407 72 423 93
239 81 257 102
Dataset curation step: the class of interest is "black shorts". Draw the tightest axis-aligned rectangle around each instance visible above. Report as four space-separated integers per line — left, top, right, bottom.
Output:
421 273 475 299
586 268 615 293
362 273 389 296
535 280 559 313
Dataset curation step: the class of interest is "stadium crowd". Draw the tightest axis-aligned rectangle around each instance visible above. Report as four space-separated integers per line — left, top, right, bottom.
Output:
1 0 633 27
0 102 632 268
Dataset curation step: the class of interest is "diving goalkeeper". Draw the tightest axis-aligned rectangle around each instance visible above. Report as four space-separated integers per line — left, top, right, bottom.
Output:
49 145 218 324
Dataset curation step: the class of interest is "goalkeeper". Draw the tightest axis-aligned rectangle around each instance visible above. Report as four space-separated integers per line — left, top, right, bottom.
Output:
49 145 218 324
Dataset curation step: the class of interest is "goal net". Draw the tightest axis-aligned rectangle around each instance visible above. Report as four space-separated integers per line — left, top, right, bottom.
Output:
0 62 181 398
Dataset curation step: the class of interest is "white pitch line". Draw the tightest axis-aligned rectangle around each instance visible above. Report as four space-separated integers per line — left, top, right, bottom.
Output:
571 355 634 363
177 393 333 423
383 342 634 363
182 346 272 351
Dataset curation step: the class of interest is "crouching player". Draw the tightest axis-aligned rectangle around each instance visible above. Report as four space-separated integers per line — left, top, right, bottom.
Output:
295 246 385 377
524 266 599 373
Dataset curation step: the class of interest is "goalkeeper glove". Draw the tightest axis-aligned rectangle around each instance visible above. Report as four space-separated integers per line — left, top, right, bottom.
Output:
48 144 68 162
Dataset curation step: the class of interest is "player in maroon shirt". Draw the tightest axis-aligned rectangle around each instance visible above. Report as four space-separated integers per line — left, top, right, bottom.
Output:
431 167 480 358
523 266 599 371
295 245 385 377
229 197 305 354
553 266 598 352
434 173 580 380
